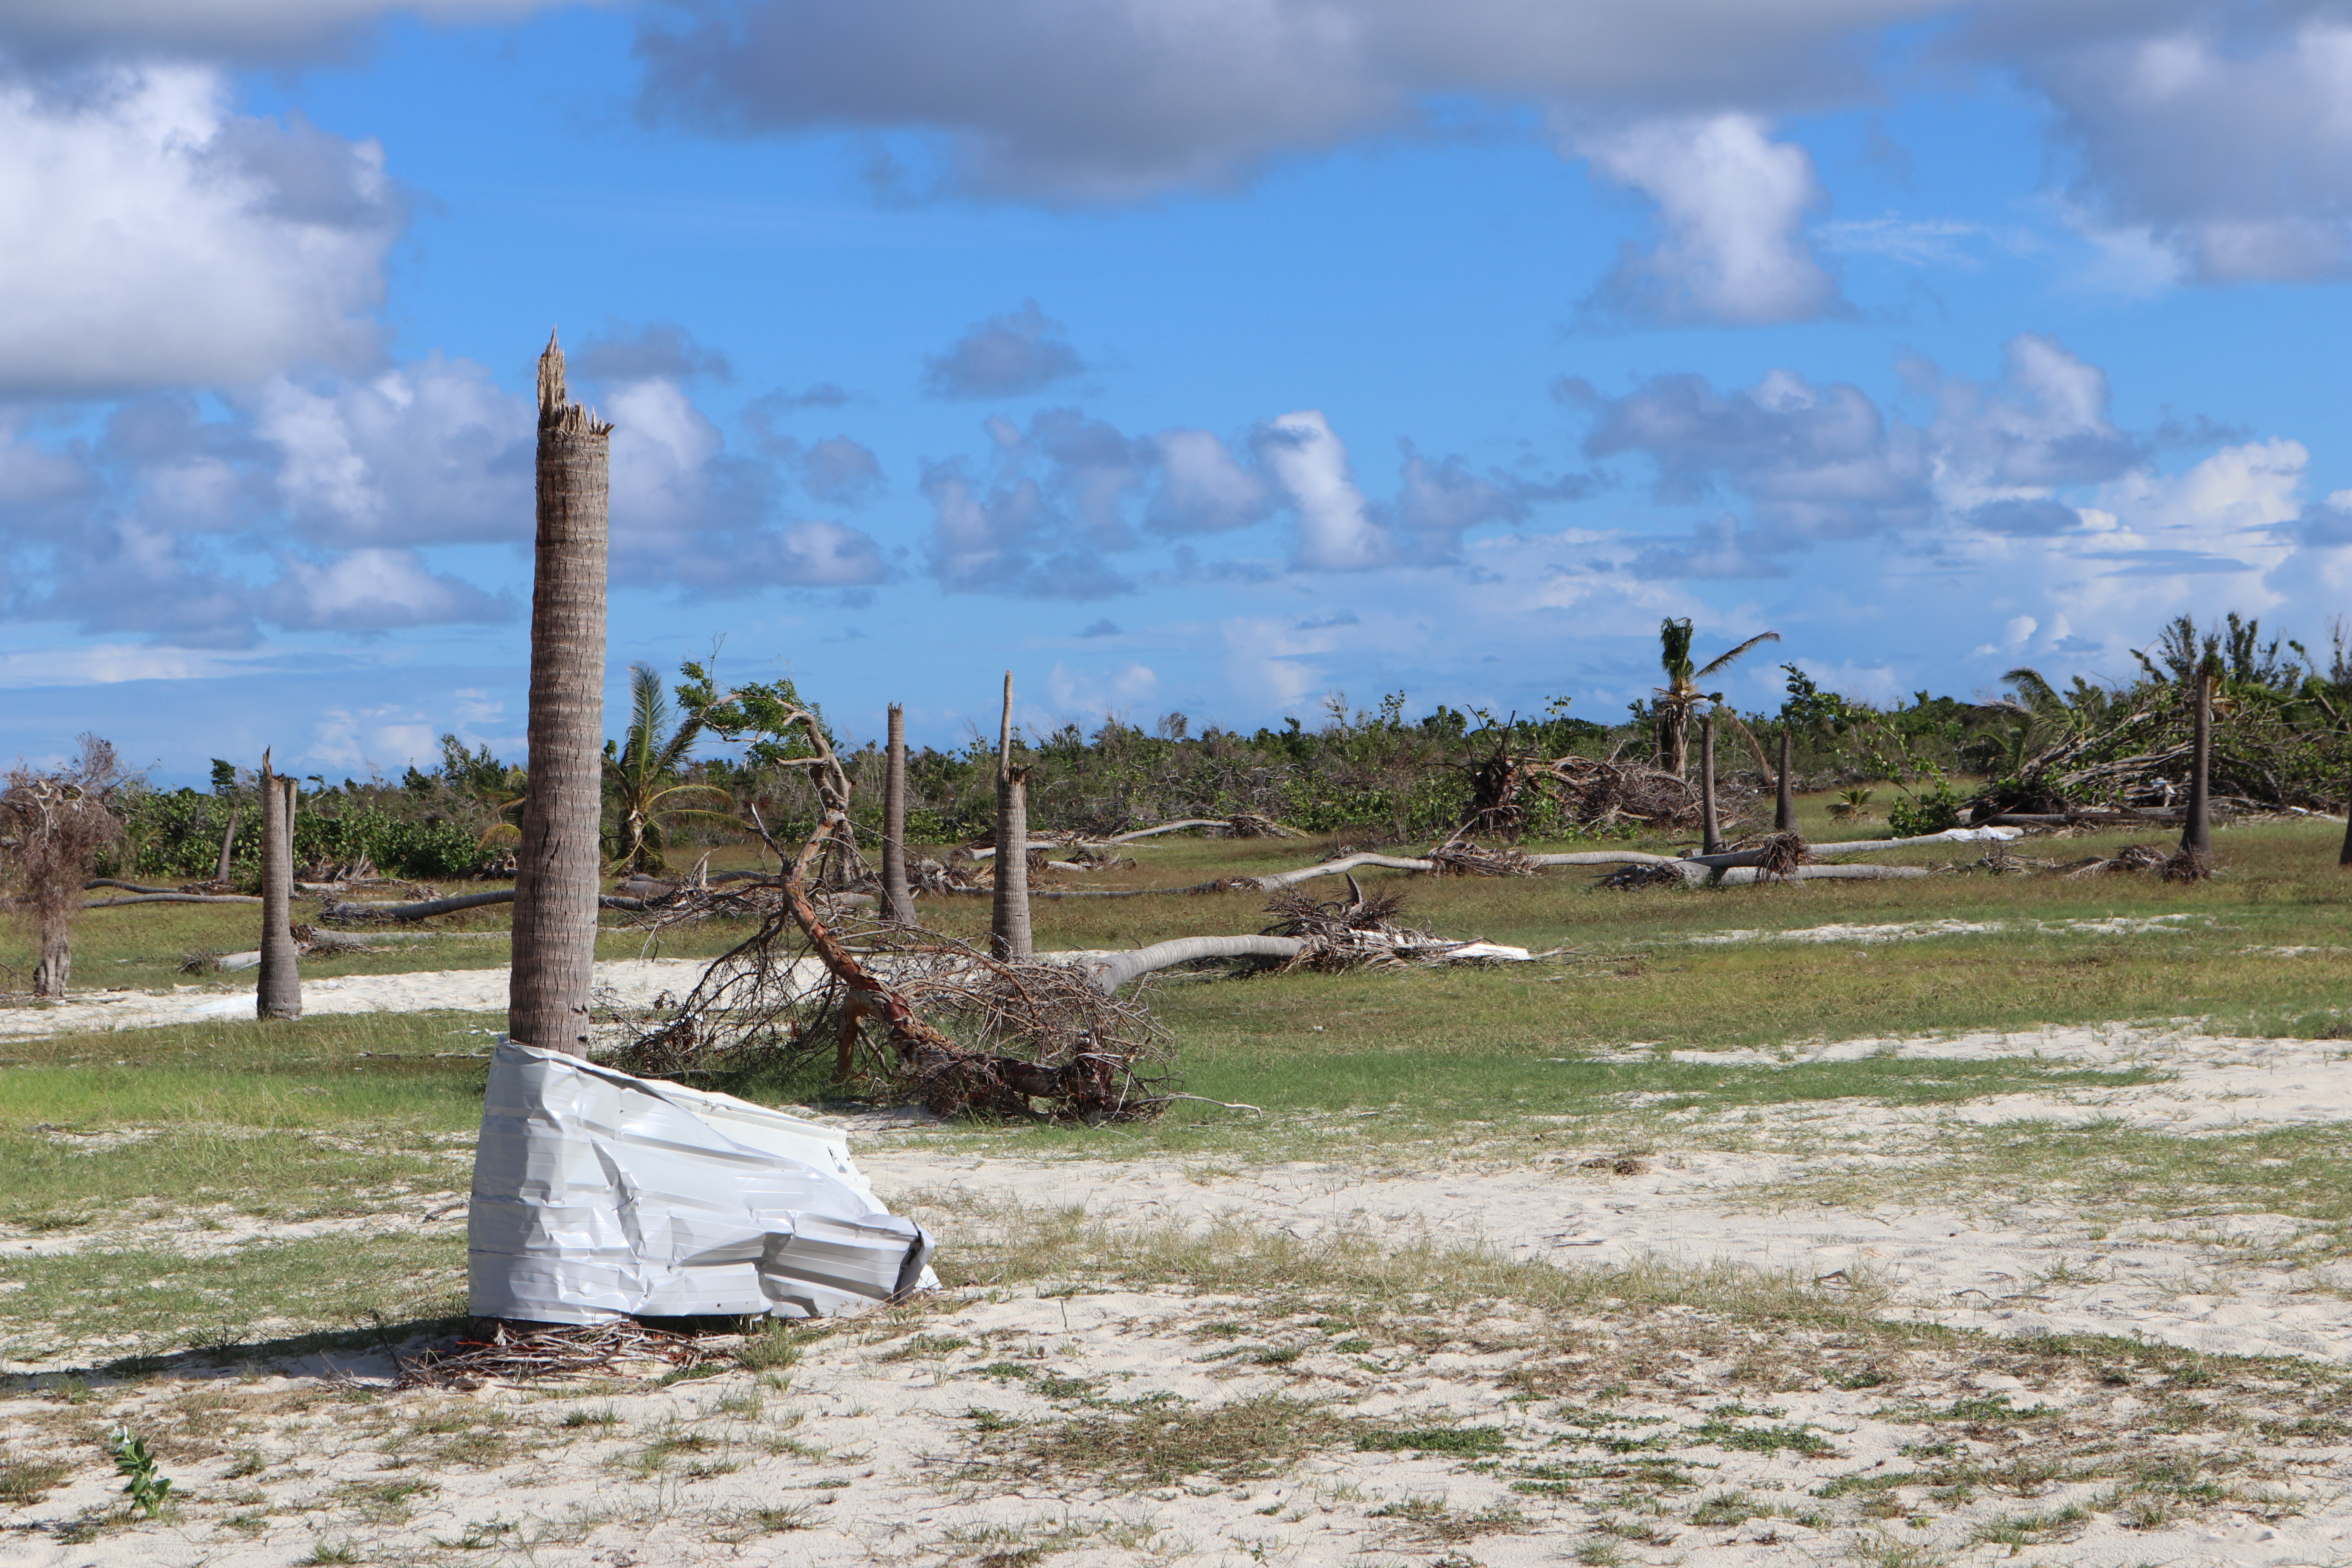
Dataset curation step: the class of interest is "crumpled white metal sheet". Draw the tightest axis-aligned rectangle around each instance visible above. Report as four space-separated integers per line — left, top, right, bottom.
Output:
468 1040 935 1324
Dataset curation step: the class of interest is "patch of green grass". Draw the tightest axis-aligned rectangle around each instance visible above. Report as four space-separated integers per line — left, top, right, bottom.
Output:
0 1230 465 1364
1356 1426 1509 1455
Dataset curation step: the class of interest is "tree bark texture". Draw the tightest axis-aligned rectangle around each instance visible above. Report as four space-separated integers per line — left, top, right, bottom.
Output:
1699 710 1722 855
990 672 1034 960
214 809 240 884
508 332 612 1056
257 755 301 1020
1657 704 1689 779
883 702 915 924
1774 728 1796 832
32 927 69 997
2181 671 2213 861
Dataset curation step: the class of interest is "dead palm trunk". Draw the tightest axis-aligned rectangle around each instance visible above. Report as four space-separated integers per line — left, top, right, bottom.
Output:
256 752 300 1020
2339 771 2352 867
2181 667 2213 862
508 332 612 1056
1699 710 1722 855
214 809 240 884
1774 728 1796 832
882 703 915 924
989 672 1033 960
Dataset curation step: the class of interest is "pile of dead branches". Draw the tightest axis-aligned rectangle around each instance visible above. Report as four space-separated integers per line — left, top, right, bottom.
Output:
2061 842 2211 881
1523 755 1753 831
1425 839 1536 877
611 696 1176 1124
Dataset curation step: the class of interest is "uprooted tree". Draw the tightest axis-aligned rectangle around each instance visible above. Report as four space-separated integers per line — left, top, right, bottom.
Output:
2 736 127 997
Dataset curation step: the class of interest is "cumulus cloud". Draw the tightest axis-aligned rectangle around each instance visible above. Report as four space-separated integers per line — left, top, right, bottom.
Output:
1624 514 1789 579
922 456 1132 599
2028 20 2352 283
0 67 399 396
633 0 1916 200
1570 367 1929 544
1579 114 1843 325
1147 427 1273 534
256 357 532 546
923 301 1085 399
790 436 885 506
602 377 887 593
570 321 733 384
1258 410 1390 571
261 546 515 631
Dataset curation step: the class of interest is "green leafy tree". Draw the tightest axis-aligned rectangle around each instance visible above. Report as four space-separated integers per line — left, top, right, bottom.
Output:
603 662 735 875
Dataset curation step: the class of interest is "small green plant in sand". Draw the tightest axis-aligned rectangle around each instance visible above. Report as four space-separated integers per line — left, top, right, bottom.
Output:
105 1426 172 1518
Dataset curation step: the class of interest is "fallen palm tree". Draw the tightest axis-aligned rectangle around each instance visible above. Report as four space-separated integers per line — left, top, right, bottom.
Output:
1075 882 1540 993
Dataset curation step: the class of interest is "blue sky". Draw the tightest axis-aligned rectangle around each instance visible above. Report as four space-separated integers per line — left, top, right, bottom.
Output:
5 2 2352 780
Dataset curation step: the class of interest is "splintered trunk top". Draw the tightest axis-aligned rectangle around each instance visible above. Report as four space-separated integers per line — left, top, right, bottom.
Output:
257 758 301 1020
990 671 1033 960
509 334 612 1055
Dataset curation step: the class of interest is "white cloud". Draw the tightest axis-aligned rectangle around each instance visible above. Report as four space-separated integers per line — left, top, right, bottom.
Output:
2031 21 2352 282
1579 114 1842 325
634 0 1924 201
1259 410 1390 571
262 547 514 632
0 67 398 396
257 357 530 545
1147 428 1270 534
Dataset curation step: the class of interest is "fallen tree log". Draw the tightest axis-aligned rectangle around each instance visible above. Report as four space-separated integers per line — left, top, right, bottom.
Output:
1078 935 1305 992
83 878 185 895
316 889 651 921
83 892 263 907
1714 864 1930 884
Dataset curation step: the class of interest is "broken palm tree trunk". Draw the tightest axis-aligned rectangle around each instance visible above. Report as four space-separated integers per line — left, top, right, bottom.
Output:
2341 770 2352 867
989 671 1033 960
1775 728 1796 832
882 702 915 924
508 332 612 1056
256 752 300 1020
214 809 240 884
2180 660 2214 868
1080 884 1538 993
1700 709 1722 855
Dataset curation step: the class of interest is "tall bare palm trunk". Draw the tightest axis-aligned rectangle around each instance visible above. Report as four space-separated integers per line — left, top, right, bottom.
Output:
989 672 1032 960
508 333 612 1056
882 703 915 924
257 752 301 1020
1699 710 1722 855
2181 667 2213 862
1774 728 1795 833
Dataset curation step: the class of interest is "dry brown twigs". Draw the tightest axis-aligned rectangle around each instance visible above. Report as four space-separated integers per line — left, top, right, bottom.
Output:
616 693 1174 1124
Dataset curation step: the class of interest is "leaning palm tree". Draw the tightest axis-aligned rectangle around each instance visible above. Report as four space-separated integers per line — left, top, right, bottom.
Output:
1654 618 1780 777
603 662 735 875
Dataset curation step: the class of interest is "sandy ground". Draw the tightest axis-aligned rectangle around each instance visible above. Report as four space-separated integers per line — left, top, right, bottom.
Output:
8 965 2352 1562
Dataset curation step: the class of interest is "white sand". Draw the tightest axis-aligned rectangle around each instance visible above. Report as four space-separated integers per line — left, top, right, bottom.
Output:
9 968 2352 1563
